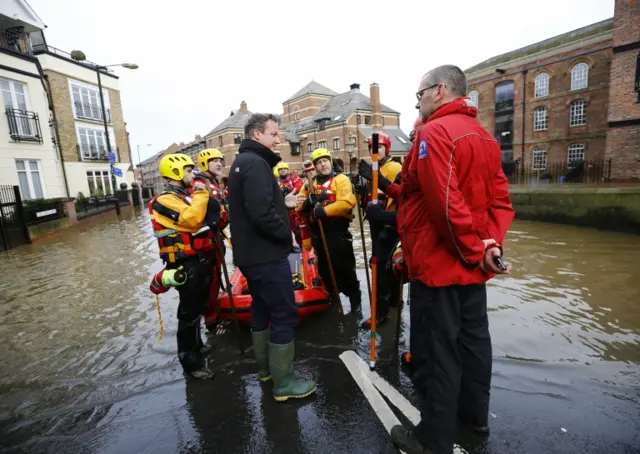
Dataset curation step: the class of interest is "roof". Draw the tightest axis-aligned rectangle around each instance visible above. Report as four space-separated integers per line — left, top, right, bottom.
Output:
357 126 412 153
296 89 400 132
205 109 253 136
465 18 613 74
285 81 338 103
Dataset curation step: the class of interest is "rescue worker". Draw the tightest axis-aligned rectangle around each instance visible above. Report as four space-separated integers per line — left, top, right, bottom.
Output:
297 148 361 312
359 132 403 330
193 148 229 331
276 162 303 245
388 65 514 454
301 159 315 181
149 153 219 380
228 113 316 401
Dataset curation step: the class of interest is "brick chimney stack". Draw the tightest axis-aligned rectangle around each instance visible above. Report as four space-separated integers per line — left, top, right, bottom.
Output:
370 83 382 130
240 101 248 112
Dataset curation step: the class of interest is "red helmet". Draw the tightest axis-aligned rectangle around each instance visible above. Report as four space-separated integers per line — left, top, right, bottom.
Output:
367 132 392 156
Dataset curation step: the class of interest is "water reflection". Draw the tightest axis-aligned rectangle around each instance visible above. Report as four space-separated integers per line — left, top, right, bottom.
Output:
0 208 638 453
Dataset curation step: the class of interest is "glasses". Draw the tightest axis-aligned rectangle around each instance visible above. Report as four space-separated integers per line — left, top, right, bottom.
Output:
416 83 441 101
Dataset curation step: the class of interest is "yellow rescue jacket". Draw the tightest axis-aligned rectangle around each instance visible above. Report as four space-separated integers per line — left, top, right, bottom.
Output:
380 158 402 211
298 173 356 219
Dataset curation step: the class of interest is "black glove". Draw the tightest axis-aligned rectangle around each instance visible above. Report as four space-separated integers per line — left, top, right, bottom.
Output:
281 186 292 197
205 198 221 229
366 202 397 226
357 160 391 191
313 206 326 219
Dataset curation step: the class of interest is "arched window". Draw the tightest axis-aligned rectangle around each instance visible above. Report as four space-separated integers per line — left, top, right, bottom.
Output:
534 73 549 98
571 63 588 90
533 107 548 131
468 90 479 107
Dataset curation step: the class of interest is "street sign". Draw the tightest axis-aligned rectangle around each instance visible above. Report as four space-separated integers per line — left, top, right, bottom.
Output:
108 152 116 164
112 167 123 177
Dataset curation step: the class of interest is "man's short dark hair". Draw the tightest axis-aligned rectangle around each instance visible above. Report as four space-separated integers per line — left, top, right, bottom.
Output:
426 65 467 97
244 113 280 140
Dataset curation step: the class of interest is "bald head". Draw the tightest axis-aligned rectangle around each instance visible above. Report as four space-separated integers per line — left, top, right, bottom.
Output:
423 65 467 98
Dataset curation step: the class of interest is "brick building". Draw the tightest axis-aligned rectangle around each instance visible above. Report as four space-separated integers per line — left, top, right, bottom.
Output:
138 137 206 192
605 0 640 181
204 81 411 175
465 1 639 182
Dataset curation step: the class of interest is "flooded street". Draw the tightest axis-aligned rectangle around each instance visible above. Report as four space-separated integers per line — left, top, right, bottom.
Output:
0 207 638 454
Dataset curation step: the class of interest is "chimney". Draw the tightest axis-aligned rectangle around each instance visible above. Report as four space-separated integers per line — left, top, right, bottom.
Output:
370 83 382 129
350 83 360 92
240 101 247 112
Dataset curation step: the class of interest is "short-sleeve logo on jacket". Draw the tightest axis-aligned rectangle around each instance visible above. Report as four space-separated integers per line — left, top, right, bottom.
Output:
419 139 428 160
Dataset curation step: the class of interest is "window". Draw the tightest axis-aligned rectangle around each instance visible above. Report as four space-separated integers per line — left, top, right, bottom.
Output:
78 126 114 160
16 159 44 200
495 81 515 112
291 144 300 155
1 79 37 138
293 107 300 122
86 170 113 195
532 148 547 170
218 136 223 147
318 119 327 131
534 73 549 98
71 83 110 123
333 115 342 121
356 115 361 124
364 115 372 125
233 133 243 144
571 63 588 90
567 144 585 166
569 100 586 126
307 143 313 153
468 90 479 107
333 138 340 150
494 82 515 162
318 140 327 149
533 107 548 131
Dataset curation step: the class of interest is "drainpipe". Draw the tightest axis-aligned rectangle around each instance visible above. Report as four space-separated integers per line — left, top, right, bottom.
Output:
521 69 528 178
43 74 71 199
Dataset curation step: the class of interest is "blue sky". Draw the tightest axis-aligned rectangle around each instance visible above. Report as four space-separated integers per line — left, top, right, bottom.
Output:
29 0 615 163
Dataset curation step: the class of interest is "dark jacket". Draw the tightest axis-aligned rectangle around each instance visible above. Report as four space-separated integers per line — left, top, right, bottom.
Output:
228 139 293 267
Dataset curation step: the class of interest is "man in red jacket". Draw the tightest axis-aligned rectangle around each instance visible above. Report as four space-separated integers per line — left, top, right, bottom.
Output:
390 65 514 454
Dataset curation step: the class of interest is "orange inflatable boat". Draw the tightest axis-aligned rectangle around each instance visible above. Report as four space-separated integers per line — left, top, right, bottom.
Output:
218 248 331 326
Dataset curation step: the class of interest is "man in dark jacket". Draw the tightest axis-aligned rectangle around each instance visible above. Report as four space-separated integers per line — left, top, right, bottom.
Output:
227 113 316 402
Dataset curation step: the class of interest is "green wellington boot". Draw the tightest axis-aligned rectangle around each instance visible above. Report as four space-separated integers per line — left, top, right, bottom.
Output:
268 341 316 402
251 329 272 382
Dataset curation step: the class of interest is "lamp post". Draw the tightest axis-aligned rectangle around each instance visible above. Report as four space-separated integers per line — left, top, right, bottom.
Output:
70 51 138 194
346 136 356 174
137 144 153 186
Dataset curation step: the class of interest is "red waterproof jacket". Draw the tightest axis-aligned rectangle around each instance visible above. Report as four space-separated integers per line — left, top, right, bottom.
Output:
397 97 514 287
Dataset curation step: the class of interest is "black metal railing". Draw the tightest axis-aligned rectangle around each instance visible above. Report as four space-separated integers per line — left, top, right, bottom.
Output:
0 185 30 251
5 109 43 143
0 27 32 55
32 43 115 75
504 159 612 185
22 198 66 226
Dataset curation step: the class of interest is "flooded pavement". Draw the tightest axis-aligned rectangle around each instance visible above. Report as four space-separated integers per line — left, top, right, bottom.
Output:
0 206 639 454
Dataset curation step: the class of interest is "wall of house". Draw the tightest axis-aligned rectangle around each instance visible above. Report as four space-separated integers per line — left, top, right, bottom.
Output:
282 95 333 123
468 37 612 167
0 55 66 199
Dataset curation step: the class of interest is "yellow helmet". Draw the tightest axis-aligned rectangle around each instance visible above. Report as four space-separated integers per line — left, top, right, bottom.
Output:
276 162 289 172
197 148 224 172
311 148 331 164
273 168 279 177
159 153 195 181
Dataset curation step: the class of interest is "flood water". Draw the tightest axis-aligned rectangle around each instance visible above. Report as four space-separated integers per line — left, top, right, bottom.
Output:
0 206 638 454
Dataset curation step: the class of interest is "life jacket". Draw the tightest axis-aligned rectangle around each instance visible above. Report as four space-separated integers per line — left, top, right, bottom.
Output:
149 187 215 264
193 172 229 229
278 176 295 192
310 175 337 207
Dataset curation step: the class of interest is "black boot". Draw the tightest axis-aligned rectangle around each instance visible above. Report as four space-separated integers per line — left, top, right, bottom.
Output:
390 426 435 454
349 290 361 313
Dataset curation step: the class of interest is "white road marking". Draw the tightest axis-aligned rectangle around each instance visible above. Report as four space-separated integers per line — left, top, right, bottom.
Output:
340 350 468 454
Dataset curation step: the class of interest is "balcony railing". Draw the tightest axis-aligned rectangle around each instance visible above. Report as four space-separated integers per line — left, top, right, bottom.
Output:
504 159 612 185
32 43 115 75
77 144 108 161
5 109 43 143
0 27 32 55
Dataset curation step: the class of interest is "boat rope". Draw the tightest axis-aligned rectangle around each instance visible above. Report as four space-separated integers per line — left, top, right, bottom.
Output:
155 294 164 342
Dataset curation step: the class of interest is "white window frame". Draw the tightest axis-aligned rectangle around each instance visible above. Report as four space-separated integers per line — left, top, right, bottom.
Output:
332 137 340 150
534 73 549 98
15 159 46 200
318 140 328 149
532 148 547 170
1 78 37 138
68 79 111 123
569 100 586 126
533 106 548 131
567 144 585 166
571 63 588 91
468 90 479 107
307 143 313 153
86 169 113 194
76 124 116 161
